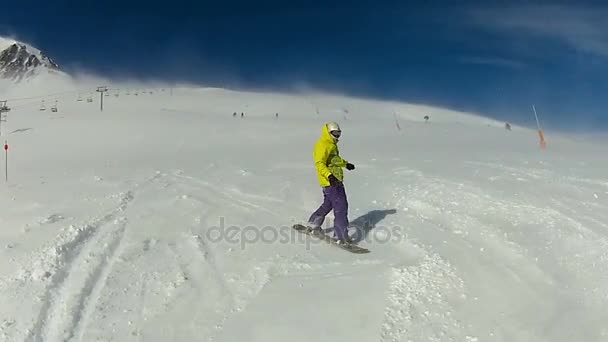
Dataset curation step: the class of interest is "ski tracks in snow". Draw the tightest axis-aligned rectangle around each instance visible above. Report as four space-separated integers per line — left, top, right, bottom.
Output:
26 193 133 342
378 162 608 341
15 172 163 342
171 172 277 216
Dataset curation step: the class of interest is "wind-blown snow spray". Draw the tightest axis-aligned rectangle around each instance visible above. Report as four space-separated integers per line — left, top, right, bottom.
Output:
532 105 547 149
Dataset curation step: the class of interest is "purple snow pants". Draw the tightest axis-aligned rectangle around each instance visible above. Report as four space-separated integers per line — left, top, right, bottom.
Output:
308 183 349 240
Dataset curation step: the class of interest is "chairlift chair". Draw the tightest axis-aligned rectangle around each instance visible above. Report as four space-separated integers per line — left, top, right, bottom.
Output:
51 100 58 112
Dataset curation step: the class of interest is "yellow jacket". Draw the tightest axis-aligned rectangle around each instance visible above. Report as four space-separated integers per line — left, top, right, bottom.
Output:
314 124 349 187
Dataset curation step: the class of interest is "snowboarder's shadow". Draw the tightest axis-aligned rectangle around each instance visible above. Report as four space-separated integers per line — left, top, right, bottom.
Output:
322 209 398 244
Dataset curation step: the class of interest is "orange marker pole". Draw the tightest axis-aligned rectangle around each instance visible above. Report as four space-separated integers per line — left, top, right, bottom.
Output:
537 129 546 149
393 111 401 131
532 105 547 149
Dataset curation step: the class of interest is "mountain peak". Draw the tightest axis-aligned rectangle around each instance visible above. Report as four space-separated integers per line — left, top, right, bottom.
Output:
0 37 60 82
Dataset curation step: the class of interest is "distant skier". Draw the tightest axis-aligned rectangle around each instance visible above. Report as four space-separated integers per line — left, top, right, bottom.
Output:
306 122 355 245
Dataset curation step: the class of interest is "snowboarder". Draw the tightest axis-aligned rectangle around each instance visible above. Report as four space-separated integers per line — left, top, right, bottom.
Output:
306 122 355 245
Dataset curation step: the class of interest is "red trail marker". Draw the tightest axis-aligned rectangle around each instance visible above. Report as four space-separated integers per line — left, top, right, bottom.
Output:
4 140 7 182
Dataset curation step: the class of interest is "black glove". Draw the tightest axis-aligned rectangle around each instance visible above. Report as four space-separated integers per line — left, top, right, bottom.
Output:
328 174 340 186
346 163 355 170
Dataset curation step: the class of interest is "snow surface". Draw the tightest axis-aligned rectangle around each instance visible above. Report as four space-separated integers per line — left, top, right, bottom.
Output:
1 81 607 342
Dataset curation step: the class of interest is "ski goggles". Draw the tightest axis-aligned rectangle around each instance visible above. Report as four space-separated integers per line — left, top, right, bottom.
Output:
330 130 341 138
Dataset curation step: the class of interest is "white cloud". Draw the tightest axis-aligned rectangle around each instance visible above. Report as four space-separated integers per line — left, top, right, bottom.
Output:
469 5 608 57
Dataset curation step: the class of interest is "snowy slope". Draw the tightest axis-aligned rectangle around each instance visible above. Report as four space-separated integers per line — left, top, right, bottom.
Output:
0 83 607 342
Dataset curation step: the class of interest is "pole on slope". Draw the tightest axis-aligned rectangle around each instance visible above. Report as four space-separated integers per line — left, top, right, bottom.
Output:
4 140 8 182
97 86 108 112
393 110 401 131
532 105 547 150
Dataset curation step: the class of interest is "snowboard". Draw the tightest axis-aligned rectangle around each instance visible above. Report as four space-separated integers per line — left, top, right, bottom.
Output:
292 224 370 254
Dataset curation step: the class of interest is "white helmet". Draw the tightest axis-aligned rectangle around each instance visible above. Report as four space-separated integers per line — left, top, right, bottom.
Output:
326 122 341 140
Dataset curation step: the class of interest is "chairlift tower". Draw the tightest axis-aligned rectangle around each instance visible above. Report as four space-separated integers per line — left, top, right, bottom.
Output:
0 101 9 112
97 86 108 111
0 101 10 136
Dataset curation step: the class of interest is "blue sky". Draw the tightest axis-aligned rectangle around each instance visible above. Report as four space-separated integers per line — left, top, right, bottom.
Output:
2 1 608 130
